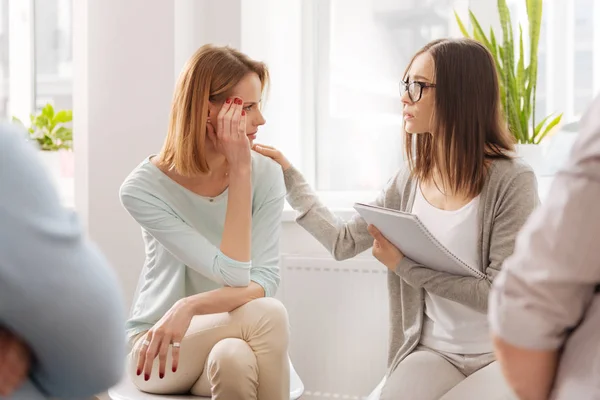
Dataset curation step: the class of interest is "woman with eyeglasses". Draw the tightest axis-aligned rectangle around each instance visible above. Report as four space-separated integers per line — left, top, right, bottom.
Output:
253 38 538 399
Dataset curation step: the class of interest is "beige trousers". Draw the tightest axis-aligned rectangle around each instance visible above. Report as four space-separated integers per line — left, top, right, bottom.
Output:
380 345 517 400
128 297 290 400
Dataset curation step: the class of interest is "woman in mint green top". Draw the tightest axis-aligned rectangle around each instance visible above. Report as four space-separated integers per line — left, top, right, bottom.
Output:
120 44 290 400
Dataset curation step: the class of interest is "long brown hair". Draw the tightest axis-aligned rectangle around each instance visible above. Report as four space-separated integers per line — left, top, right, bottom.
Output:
405 38 514 198
159 44 269 176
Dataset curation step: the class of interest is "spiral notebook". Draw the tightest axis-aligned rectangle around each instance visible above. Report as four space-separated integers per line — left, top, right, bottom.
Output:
354 203 485 278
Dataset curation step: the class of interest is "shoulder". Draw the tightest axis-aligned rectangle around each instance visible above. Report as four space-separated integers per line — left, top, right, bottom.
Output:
251 151 285 196
0 125 34 167
487 157 536 189
119 157 164 209
0 125 57 199
486 157 539 212
385 162 413 196
567 95 600 166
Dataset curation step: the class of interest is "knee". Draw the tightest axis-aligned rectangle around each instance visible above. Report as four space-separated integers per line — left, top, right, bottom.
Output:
208 338 258 382
246 297 289 329
239 297 290 351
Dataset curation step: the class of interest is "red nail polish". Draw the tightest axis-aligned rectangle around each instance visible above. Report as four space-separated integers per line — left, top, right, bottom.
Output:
172 367 177 373
145 374 149 381
136 369 141 376
159 373 164 379
226 98 231 104
241 110 246 116
236 98 243 105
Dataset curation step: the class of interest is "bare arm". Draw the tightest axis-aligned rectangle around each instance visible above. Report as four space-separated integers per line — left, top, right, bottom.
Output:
217 96 253 263
492 336 558 400
220 168 252 262
183 282 265 315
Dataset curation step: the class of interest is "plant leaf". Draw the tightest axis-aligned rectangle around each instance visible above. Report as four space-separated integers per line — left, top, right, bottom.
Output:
533 113 552 137
41 103 55 120
535 113 563 144
454 11 471 38
526 0 543 135
54 126 73 142
469 11 492 49
53 110 73 124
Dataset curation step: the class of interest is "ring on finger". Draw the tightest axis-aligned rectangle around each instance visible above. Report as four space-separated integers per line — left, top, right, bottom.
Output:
171 342 181 348
141 339 151 347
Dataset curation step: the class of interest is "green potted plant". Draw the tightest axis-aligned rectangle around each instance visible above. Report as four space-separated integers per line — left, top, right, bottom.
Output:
13 103 73 186
455 0 562 173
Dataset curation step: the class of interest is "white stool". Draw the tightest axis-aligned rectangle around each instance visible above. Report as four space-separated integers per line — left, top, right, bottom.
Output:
108 357 304 400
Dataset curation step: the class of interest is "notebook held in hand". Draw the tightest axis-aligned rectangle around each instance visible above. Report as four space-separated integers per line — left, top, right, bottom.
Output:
354 202 485 278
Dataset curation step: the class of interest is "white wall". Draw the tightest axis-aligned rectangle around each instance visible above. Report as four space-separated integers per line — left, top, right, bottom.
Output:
73 0 175 307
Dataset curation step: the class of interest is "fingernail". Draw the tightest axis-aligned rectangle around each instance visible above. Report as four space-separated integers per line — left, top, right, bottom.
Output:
136 369 141 376
241 110 246 116
145 374 149 381
172 367 177 373
226 98 231 104
159 373 164 379
236 98 243 105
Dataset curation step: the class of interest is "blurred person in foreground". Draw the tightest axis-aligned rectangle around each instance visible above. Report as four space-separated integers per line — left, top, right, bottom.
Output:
0 125 126 399
490 95 600 400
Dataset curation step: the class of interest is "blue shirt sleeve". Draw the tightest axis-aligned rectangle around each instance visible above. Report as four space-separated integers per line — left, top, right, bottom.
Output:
249 165 286 297
120 184 252 287
0 126 126 398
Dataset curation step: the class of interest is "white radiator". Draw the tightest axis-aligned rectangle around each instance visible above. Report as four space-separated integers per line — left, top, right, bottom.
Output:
278 255 390 399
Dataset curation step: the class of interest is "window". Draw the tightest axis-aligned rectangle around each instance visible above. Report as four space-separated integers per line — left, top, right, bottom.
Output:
305 0 600 196
0 0 72 121
308 0 465 193
573 0 595 116
0 0 73 206
0 0 7 119
35 0 72 112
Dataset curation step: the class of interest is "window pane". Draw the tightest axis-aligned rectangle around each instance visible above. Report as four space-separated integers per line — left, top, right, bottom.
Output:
34 0 72 112
573 0 594 116
316 0 456 191
0 0 8 120
536 4 547 118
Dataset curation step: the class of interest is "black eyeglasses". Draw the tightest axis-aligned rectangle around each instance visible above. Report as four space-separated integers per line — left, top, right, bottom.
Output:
399 80 436 103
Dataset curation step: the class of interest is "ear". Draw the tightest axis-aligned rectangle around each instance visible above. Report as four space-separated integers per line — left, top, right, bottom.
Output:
207 101 217 120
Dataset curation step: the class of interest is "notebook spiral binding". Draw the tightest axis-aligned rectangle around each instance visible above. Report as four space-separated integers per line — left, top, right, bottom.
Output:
412 216 487 279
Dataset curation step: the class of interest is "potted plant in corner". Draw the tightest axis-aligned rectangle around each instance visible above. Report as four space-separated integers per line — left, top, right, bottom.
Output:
455 0 562 174
13 103 73 187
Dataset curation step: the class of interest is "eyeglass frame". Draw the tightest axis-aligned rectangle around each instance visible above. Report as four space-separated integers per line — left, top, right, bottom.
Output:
399 79 437 103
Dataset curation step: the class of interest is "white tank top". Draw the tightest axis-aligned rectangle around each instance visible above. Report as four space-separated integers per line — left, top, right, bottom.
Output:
412 185 493 354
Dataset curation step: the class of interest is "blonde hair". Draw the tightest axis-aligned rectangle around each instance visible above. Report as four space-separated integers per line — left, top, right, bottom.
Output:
158 44 269 176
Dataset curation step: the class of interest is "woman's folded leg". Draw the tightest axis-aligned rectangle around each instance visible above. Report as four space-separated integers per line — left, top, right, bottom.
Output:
127 297 290 400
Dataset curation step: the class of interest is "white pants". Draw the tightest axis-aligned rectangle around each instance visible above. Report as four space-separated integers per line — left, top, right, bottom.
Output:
375 346 517 400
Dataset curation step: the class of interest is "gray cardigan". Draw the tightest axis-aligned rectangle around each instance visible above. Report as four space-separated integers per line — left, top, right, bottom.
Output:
283 158 539 373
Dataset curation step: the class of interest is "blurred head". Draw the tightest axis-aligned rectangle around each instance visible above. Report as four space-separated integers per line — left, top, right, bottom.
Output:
402 38 514 197
159 44 269 176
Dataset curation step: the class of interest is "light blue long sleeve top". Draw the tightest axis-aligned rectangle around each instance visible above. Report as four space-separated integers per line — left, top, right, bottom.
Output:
119 153 285 340
0 126 126 399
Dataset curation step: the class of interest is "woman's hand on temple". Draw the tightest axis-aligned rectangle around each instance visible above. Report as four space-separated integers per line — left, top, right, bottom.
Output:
368 224 405 272
0 329 31 397
136 299 194 380
252 144 292 171
207 97 251 172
